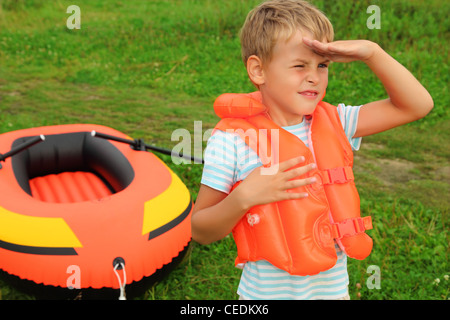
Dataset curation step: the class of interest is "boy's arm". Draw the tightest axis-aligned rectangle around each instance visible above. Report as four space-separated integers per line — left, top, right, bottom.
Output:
191 184 248 245
303 38 434 137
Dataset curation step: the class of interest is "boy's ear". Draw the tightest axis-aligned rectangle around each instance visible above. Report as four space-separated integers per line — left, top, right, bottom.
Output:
246 55 265 87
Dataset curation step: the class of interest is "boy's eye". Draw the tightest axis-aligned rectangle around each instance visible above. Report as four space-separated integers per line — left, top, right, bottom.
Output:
293 64 328 69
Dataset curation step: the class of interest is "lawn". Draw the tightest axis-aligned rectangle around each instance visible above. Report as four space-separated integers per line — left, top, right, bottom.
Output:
0 0 448 300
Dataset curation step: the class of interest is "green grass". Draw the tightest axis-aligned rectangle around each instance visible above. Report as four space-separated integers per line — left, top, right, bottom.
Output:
0 0 448 300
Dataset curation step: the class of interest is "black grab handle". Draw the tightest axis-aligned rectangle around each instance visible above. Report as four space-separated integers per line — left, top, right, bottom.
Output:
91 131 204 164
0 134 45 163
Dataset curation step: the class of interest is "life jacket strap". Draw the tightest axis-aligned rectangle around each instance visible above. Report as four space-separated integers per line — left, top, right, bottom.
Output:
320 166 354 185
331 216 373 240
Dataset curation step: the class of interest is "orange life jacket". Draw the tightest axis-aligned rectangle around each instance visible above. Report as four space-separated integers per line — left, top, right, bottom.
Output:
213 92 373 276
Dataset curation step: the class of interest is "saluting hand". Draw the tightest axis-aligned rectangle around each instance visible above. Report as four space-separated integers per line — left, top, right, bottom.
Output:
302 37 379 63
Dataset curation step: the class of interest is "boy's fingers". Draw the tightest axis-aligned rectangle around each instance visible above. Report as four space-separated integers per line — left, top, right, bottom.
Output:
277 156 306 172
282 191 309 201
283 162 317 180
284 176 317 190
303 37 328 52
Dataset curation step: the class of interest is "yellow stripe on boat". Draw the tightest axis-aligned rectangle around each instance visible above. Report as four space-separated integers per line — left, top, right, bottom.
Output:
142 170 191 235
0 206 82 248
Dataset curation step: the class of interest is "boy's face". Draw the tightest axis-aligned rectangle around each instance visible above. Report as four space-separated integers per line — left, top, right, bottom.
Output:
259 30 329 124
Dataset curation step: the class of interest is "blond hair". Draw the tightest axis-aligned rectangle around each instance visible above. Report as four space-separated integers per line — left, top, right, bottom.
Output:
240 0 334 65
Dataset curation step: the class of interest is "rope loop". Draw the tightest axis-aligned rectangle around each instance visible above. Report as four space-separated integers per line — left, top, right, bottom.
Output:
113 260 127 300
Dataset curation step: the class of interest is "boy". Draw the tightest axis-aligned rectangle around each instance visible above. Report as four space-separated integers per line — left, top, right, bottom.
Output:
192 0 433 300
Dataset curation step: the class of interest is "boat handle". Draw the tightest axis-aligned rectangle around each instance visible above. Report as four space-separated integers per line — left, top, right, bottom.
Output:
91 130 204 164
0 135 45 168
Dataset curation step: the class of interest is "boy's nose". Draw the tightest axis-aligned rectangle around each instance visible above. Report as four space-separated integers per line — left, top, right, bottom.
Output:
306 70 319 84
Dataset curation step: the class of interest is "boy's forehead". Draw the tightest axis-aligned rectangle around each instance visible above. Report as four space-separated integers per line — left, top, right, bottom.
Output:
272 29 326 60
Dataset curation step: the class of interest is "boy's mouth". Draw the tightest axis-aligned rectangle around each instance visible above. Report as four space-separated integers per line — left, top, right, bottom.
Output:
298 90 318 99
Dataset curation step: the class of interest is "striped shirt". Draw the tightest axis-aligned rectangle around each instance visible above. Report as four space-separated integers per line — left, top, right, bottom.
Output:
201 103 362 300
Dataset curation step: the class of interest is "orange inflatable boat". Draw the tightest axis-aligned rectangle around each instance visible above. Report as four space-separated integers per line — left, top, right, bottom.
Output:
0 124 192 299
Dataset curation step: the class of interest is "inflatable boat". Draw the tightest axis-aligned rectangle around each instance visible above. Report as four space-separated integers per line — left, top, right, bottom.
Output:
0 124 192 299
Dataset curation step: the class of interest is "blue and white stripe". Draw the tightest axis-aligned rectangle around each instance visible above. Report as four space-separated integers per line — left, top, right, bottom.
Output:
238 246 349 300
201 103 362 299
